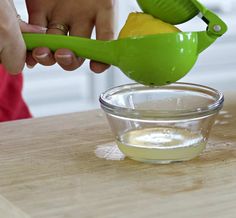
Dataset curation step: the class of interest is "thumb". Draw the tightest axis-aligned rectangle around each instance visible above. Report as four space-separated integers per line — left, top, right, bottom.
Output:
19 20 47 33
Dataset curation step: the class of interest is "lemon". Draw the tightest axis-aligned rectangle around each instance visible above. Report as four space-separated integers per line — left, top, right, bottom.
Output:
118 12 181 39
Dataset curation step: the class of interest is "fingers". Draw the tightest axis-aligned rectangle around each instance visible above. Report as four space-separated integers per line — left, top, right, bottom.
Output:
19 20 47 33
91 3 114 73
28 10 48 27
32 47 56 66
54 49 84 71
25 51 36 69
27 12 56 67
25 0 115 73
45 23 74 70
54 21 94 71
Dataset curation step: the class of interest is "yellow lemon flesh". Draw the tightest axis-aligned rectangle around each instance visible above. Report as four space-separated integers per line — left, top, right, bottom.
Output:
118 12 181 39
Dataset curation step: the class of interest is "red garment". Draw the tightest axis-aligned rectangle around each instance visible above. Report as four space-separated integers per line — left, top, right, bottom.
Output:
0 65 32 122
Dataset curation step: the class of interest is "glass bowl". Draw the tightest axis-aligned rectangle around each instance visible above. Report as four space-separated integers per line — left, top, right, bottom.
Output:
99 83 224 164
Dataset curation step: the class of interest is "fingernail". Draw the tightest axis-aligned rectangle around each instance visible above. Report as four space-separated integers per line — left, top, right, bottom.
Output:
41 27 47 31
57 54 73 65
35 53 48 59
26 64 35 69
34 26 47 33
39 27 47 33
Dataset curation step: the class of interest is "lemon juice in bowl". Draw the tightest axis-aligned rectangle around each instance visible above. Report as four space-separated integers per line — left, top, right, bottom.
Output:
116 127 206 164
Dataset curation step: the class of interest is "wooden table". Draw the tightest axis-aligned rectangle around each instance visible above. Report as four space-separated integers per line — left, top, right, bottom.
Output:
0 93 236 218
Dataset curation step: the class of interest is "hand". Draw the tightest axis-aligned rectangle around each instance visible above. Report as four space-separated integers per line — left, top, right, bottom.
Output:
25 0 114 73
0 0 46 74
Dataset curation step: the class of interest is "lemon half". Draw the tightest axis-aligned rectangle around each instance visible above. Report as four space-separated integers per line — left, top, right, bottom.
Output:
119 12 181 39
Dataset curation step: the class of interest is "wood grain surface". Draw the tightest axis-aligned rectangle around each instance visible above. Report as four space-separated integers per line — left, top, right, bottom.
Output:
0 194 30 218
0 93 235 218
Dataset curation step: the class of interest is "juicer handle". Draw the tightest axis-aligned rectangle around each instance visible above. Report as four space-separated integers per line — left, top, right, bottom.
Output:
23 33 118 66
191 0 227 54
191 0 227 37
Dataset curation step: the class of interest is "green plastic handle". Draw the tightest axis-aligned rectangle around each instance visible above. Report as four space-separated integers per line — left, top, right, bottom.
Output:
23 33 118 66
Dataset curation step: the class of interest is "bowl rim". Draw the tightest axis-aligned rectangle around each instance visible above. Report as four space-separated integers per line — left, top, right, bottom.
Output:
99 82 224 120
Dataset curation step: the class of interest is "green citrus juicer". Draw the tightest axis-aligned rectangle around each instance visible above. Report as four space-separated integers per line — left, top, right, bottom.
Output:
23 0 227 86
